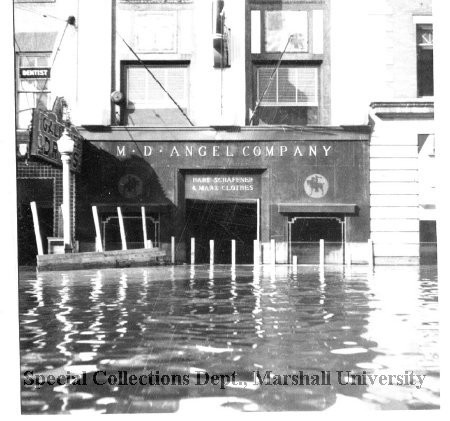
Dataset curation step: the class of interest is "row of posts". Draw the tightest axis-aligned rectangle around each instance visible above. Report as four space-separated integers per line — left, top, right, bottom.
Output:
170 236 375 268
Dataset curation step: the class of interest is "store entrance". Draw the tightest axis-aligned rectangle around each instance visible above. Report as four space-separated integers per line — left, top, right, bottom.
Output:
289 217 345 264
185 200 257 264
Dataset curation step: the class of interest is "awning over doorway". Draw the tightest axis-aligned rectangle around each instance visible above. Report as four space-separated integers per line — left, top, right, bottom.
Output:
278 203 357 214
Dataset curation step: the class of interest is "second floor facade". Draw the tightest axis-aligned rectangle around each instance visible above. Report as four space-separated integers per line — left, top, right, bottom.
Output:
14 0 433 129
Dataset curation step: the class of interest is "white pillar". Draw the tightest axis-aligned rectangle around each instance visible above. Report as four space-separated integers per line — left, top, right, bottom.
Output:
171 236 175 264
117 207 127 250
141 206 148 248
319 239 325 267
231 239 236 266
253 239 260 265
61 153 72 252
92 205 103 252
271 239 276 265
30 201 43 255
191 237 195 265
210 240 214 265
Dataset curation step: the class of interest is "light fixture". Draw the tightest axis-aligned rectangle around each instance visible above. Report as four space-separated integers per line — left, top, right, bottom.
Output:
57 127 75 155
18 143 28 157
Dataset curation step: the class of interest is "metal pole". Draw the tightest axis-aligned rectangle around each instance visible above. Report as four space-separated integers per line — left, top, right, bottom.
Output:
30 201 44 255
61 153 72 252
256 198 260 242
117 206 127 250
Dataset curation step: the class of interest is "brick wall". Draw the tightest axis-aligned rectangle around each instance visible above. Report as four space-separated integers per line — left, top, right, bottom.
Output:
17 160 76 241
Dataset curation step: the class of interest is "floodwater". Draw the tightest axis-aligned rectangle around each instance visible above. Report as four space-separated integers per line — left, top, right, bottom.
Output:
19 264 439 414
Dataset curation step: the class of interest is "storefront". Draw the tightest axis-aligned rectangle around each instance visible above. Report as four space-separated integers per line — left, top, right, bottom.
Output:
77 126 370 264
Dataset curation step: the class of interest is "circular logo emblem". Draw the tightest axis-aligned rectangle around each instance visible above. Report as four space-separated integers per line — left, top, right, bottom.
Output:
304 174 329 199
118 174 143 199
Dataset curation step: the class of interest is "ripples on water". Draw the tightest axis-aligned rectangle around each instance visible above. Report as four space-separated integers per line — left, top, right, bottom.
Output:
19 265 439 414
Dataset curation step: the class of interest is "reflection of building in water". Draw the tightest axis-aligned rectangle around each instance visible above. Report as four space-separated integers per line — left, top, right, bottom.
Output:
14 0 435 266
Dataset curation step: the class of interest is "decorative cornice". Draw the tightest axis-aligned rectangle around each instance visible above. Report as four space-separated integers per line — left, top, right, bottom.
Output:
370 100 434 119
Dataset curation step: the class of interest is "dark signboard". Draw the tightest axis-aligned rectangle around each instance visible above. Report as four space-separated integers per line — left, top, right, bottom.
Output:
19 67 51 79
30 109 83 173
185 174 261 200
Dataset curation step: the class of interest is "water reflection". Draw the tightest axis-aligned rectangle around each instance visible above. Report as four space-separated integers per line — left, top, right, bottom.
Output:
19 265 439 413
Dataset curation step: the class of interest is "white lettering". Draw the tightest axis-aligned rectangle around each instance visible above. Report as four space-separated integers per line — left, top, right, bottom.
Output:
226 146 234 157
280 146 287 156
144 146 152 156
309 145 317 156
323 145 332 156
265 146 274 156
170 146 180 157
253 146 261 157
294 146 303 156
185 145 193 157
117 146 126 157
243 146 250 156
198 146 207 157
213 146 220 157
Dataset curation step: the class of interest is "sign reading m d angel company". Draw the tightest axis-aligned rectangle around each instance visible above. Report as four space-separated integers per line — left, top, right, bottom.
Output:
30 109 83 173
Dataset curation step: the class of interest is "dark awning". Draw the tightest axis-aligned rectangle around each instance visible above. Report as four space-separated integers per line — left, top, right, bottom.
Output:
278 203 357 214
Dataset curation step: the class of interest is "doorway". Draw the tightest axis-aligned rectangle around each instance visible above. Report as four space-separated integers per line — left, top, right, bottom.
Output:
289 216 345 264
185 200 257 264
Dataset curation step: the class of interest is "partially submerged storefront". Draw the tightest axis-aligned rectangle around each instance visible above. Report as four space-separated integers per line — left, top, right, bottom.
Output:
77 126 371 264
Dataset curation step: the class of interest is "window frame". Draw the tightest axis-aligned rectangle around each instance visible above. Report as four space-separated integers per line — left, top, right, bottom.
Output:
414 17 433 98
256 65 319 107
120 61 190 126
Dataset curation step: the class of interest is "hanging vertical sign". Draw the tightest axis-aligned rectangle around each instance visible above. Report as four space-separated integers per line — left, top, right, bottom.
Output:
29 108 84 173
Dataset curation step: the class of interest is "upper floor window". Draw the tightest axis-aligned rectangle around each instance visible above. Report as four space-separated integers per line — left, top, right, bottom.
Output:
252 65 319 125
16 53 51 129
265 11 308 53
122 64 189 126
251 8 323 55
416 23 433 97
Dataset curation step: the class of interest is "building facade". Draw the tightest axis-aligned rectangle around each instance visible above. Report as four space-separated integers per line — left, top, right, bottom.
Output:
14 0 435 265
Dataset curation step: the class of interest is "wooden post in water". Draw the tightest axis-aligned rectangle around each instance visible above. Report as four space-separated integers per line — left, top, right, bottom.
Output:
117 207 127 250
253 239 260 265
368 239 374 270
319 239 325 267
92 205 103 252
191 237 195 265
141 206 148 249
30 202 44 255
210 240 214 266
271 239 276 266
231 239 236 267
171 236 175 264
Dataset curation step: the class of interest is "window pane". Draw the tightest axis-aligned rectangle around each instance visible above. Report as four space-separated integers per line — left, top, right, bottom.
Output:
126 66 188 110
417 24 433 97
264 11 308 53
258 66 318 106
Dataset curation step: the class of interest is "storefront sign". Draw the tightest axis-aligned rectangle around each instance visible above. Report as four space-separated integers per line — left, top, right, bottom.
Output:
30 109 83 173
115 143 333 159
20 67 51 79
185 174 261 200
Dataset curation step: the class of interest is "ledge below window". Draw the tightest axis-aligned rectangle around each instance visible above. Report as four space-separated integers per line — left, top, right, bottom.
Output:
278 203 358 214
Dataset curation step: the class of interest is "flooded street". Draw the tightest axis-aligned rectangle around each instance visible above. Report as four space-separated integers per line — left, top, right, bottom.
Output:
19 264 439 414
